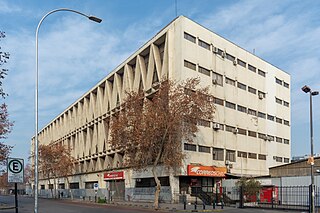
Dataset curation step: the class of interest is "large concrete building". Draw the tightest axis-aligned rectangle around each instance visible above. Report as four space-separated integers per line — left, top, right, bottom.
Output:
31 16 291 201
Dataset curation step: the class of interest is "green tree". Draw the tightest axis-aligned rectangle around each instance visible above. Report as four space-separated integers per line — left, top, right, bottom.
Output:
236 177 261 201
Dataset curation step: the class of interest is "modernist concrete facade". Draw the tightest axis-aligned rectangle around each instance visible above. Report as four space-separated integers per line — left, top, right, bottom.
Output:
31 16 291 201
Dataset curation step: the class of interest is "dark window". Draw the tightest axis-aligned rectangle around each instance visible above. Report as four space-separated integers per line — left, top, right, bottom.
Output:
136 177 169 187
248 109 257 116
258 133 267 140
267 115 274 121
248 153 257 159
199 146 211 153
258 69 266 77
268 135 275 141
237 105 247 113
184 143 196 151
276 97 283 104
284 120 290 126
198 119 211 127
258 91 266 98
226 101 236 109
225 77 235 86
226 125 236 133
275 156 282 162
284 101 289 107
70 183 79 189
217 49 224 56
198 39 210 50
275 77 282 85
85 181 98 189
248 64 256 72
213 148 224 161
284 139 290 144
258 154 266 160
237 59 246 67
184 32 196 43
213 97 224 106
184 60 196 71
237 82 247 90
248 131 257 138
258 112 266 119
248 87 257 94
276 137 282 143
284 158 290 163
226 150 236 162
276 117 283 124
199 66 210 76
284 82 289 88
48 184 53 189
238 151 247 158
212 72 223 86
40 185 45 189
238 128 247 135
226 53 236 61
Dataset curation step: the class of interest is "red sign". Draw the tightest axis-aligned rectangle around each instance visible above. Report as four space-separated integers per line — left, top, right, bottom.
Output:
104 171 124 180
187 165 226 177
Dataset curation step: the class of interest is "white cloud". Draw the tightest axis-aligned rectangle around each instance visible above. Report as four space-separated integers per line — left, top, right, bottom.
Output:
0 1 21 14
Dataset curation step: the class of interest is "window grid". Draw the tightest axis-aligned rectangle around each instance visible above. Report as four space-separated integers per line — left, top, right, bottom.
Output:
184 32 196 43
184 60 196 71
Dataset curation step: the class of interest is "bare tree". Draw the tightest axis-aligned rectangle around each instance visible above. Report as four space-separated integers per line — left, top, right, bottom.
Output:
109 78 215 209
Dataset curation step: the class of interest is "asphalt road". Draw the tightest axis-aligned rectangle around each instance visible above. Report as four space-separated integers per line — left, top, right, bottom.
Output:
0 195 300 213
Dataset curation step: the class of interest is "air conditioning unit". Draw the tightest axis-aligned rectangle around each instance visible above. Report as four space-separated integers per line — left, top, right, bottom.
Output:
212 79 218 84
225 160 230 165
213 123 220 130
221 51 226 58
233 59 237 66
213 47 218 53
259 93 264 99
233 128 238 134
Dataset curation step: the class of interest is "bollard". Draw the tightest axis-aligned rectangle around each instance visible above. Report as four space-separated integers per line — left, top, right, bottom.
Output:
221 201 224 209
95 195 97 203
203 203 205 209
184 201 186 210
213 199 215 209
105 196 107 203
195 197 197 210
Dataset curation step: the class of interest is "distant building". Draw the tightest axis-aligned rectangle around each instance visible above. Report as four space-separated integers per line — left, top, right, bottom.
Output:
31 16 291 201
292 154 320 162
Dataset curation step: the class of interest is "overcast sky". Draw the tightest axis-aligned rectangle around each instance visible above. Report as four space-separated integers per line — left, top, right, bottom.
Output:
1 0 320 163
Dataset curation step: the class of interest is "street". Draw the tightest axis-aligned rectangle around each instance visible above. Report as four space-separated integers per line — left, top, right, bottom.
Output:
0 195 298 213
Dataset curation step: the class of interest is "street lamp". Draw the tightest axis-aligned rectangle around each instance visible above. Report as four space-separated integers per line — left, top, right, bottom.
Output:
301 85 319 213
35 8 101 213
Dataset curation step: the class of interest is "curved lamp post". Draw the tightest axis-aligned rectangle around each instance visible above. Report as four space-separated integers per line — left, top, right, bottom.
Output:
301 85 319 213
35 8 101 213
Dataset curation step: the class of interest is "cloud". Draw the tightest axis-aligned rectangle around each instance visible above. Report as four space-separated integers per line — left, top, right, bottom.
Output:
0 1 21 14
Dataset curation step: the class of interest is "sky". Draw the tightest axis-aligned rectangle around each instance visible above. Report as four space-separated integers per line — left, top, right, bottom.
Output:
0 0 320 163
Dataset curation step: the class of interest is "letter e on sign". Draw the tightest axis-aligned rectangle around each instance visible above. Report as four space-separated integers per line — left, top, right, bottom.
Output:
7 158 24 183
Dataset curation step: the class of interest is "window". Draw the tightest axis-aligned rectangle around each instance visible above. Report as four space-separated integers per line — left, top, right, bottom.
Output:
48 184 54 189
248 153 257 159
70 182 79 189
226 53 235 61
225 77 236 86
248 87 257 94
213 148 224 161
199 145 211 153
136 177 169 187
237 82 247 90
199 66 210 76
226 101 236 110
248 64 256 72
40 185 45 189
258 91 266 98
276 137 282 143
258 69 266 77
248 131 257 137
198 39 210 50
258 133 267 139
284 82 289 88
267 115 274 121
212 72 223 86
248 109 257 116
184 143 196 151
284 101 289 107
284 158 290 163
275 156 282 162
275 97 283 105
217 48 224 56
284 139 290 144
198 119 211 127
268 135 275 141
85 181 98 189
184 60 196 71
276 117 283 124
275 77 282 85
226 150 236 162
258 154 267 160
238 128 247 135
226 125 236 133
284 120 290 126
237 58 246 67
238 151 247 158
237 105 247 113
213 97 224 106
184 32 196 43
258 112 266 119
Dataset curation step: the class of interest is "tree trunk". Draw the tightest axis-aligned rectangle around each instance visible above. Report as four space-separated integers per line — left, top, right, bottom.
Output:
152 166 161 210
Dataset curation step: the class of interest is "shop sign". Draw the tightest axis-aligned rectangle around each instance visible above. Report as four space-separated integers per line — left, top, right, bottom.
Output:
104 171 124 180
187 165 226 177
